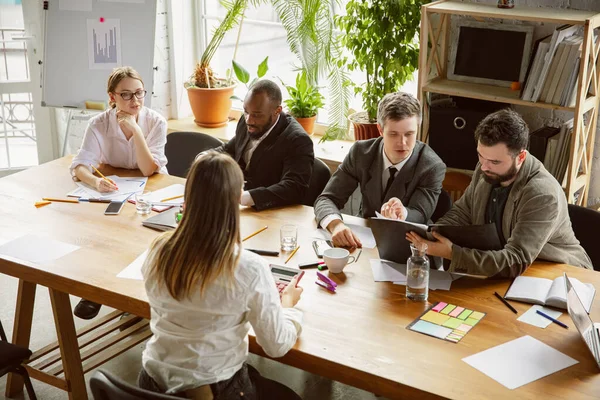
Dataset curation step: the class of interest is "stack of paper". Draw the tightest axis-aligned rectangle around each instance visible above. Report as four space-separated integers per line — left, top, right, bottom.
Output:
68 175 147 202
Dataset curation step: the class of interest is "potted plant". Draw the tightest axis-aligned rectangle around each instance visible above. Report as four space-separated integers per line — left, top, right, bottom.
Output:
280 71 325 135
184 0 247 128
335 0 423 140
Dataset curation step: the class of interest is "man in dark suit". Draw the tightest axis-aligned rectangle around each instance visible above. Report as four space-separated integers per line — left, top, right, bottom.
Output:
220 79 314 210
314 92 446 248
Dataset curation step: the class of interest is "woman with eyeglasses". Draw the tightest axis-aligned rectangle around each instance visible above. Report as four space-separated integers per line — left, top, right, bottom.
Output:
70 66 167 192
138 151 303 400
70 66 167 320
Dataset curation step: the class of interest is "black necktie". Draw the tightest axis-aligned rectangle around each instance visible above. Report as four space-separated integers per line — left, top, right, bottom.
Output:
383 166 398 201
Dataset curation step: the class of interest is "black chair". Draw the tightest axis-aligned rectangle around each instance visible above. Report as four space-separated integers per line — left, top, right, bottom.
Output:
0 319 37 400
568 204 600 271
165 131 223 178
303 158 332 206
431 189 452 223
90 369 179 400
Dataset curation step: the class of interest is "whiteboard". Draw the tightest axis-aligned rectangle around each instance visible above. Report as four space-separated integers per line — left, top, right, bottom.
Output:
42 0 157 109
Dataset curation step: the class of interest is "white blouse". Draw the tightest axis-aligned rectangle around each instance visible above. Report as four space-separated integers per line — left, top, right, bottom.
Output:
141 248 303 394
69 107 168 175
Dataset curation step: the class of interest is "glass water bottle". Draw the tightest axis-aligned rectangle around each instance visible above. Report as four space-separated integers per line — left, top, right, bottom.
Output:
406 243 430 301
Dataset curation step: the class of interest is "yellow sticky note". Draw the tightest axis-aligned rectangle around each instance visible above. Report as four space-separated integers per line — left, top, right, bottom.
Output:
421 310 451 325
442 317 463 329
469 311 485 320
440 304 457 315
464 317 479 326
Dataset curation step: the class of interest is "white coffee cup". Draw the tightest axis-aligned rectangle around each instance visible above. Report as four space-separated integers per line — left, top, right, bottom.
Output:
323 248 355 273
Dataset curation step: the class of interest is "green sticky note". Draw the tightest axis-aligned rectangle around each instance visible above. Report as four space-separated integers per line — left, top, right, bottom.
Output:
464 317 479 326
442 317 463 329
457 309 473 320
470 311 485 320
440 304 456 315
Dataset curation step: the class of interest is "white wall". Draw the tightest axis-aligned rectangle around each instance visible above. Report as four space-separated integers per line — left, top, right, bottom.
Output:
460 0 600 206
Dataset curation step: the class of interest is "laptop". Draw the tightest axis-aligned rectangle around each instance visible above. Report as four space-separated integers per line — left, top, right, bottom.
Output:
565 273 600 369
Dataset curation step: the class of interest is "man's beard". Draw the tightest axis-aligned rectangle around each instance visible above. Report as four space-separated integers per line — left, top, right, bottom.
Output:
247 115 274 139
481 161 518 185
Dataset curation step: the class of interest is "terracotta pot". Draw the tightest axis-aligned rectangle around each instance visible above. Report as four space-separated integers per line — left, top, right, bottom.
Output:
294 115 317 135
349 111 380 141
186 83 236 128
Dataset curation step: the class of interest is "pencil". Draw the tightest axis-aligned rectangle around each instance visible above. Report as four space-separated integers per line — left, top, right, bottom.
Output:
242 226 268 242
355 249 362 263
494 291 518 314
160 194 184 202
42 197 79 204
89 164 110 183
285 245 300 264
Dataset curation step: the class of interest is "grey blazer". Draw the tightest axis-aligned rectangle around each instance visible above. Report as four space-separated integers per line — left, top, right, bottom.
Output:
314 138 446 224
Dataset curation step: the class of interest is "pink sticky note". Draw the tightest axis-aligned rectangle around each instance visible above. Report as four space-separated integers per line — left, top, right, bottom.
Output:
457 324 472 332
449 307 465 317
432 302 447 312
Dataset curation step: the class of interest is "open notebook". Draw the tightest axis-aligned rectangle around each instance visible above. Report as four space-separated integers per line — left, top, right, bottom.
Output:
506 275 596 313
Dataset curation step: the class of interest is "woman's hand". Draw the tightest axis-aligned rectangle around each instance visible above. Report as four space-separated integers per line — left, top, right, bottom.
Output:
281 275 303 308
95 177 118 192
116 110 138 137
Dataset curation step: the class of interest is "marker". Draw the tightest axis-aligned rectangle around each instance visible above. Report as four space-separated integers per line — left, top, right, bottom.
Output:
536 310 568 329
494 291 517 314
299 260 325 269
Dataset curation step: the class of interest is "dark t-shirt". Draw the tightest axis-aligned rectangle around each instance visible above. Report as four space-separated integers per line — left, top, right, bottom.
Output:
485 183 513 246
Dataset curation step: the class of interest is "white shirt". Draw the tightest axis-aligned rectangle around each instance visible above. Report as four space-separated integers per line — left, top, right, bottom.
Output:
141 248 302 394
240 115 280 206
69 107 168 175
320 147 412 229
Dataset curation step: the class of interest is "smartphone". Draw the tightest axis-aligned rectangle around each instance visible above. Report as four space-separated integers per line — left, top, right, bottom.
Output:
312 239 333 258
295 270 305 287
104 201 125 215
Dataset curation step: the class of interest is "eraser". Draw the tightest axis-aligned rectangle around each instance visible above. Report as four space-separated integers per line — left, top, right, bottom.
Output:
85 101 107 111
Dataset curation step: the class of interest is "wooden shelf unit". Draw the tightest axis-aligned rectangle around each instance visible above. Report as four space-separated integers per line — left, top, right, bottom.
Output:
418 0 600 205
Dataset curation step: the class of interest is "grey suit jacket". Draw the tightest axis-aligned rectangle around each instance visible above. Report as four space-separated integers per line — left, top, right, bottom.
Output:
314 138 446 224
437 153 592 277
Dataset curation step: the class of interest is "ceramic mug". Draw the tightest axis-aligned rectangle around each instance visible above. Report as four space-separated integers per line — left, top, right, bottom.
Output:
323 248 355 273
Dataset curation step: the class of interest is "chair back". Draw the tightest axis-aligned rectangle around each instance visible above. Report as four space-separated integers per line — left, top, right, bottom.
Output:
303 158 331 206
568 204 600 271
431 189 452 223
165 131 223 178
442 171 472 202
0 319 7 342
90 370 180 400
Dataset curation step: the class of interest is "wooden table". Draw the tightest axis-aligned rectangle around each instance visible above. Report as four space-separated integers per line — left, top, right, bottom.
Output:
2 157 600 399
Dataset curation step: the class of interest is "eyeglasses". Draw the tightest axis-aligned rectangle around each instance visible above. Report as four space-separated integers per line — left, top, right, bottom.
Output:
115 90 147 101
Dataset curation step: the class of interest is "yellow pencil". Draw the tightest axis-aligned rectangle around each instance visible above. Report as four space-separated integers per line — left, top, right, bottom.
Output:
90 164 110 183
242 226 268 242
42 197 79 204
285 245 300 264
161 194 184 202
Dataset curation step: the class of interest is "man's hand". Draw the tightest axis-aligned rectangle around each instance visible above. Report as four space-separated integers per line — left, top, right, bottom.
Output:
406 230 453 260
327 219 362 249
380 197 406 220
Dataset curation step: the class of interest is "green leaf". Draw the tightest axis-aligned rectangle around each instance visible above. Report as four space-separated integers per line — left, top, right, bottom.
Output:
232 59 250 84
257 56 269 78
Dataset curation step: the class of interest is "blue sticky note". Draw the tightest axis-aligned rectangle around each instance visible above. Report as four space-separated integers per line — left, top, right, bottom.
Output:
411 320 453 339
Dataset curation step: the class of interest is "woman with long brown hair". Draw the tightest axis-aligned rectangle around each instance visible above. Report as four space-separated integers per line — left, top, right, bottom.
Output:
138 151 303 399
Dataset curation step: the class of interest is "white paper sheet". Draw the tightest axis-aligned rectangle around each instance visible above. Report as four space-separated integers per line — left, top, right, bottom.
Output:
463 335 578 389
370 259 406 282
117 250 148 280
0 234 80 265
68 175 147 202
59 0 92 11
517 305 563 328
313 223 376 249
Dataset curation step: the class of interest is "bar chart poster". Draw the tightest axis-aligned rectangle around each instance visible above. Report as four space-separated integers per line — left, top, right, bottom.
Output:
87 19 122 70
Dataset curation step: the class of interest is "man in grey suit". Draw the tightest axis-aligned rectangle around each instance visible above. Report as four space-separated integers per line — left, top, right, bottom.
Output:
314 92 446 248
403 109 592 277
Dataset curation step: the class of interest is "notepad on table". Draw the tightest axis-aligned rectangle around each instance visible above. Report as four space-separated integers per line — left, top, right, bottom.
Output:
505 275 595 313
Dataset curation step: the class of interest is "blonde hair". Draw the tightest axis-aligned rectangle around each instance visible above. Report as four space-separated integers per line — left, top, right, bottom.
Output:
146 151 243 300
107 66 144 109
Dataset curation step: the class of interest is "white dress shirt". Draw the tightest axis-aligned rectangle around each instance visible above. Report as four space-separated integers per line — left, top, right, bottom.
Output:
69 107 168 175
320 147 412 229
141 248 302 394
240 115 280 206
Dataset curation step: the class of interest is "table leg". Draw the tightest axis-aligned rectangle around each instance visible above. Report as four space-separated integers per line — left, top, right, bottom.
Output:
6 280 36 397
49 289 88 400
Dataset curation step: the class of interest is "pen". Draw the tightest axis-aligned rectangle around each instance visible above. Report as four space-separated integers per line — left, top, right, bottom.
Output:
78 198 111 203
42 197 79 204
285 246 300 264
355 249 362 263
494 291 518 314
536 310 568 329
161 194 184 202
242 226 268 242
247 248 279 257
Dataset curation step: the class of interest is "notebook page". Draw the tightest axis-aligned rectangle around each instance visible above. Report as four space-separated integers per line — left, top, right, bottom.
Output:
505 276 553 305
547 276 595 313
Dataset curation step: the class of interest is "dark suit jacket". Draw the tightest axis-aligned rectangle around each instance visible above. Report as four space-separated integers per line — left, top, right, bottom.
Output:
222 113 314 211
314 138 445 224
